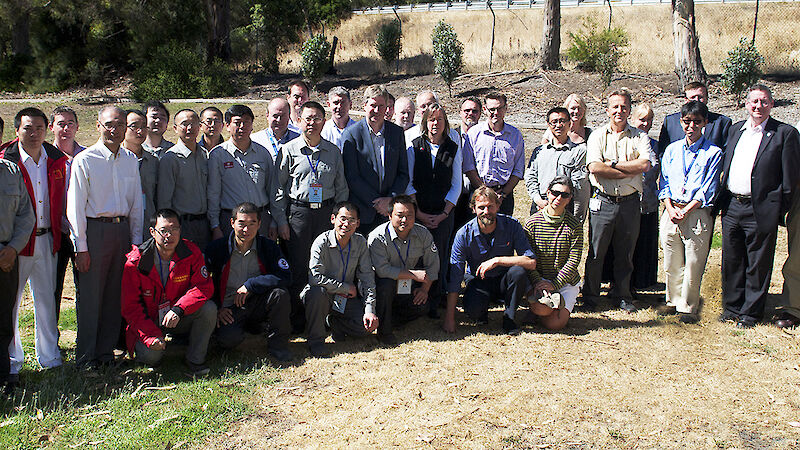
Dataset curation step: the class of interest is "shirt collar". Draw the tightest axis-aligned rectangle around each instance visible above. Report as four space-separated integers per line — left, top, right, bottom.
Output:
95 140 121 160
226 139 251 156
387 222 400 242
369 123 385 138
18 145 45 165
546 136 572 150
168 140 194 157
684 136 705 153
605 123 634 136
468 214 506 238
742 117 766 133
479 121 507 137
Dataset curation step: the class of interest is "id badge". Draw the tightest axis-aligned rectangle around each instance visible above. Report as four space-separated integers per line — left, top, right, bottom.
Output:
309 182 323 203
333 294 347 314
158 300 170 324
588 197 601 212
397 279 412 295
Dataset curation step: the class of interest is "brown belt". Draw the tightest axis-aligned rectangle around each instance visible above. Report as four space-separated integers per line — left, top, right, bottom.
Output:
88 216 127 223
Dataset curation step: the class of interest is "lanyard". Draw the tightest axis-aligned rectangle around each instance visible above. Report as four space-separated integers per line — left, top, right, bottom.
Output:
306 152 322 181
267 130 280 157
337 240 351 282
392 238 411 268
681 138 702 193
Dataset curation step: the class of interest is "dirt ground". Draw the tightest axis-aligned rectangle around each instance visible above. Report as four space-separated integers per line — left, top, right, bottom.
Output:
5 70 800 448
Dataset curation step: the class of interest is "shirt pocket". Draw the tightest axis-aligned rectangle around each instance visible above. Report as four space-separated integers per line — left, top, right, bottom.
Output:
0 182 22 219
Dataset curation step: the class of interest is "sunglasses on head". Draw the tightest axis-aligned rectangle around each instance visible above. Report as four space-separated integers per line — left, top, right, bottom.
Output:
549 189 572 199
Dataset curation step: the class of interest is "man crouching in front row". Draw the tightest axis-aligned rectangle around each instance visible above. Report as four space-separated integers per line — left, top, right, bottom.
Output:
205 202 294 361
121 209 217 377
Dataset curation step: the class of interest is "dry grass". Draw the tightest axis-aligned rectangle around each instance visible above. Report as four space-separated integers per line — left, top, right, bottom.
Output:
282 3 800 75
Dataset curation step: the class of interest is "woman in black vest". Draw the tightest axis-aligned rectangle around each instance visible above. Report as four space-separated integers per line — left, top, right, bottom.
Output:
407 103 462 318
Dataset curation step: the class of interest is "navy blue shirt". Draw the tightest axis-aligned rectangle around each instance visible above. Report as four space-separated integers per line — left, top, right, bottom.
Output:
447 214 535 293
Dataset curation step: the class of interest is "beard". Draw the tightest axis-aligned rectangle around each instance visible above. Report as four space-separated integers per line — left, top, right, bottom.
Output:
478 213 496 227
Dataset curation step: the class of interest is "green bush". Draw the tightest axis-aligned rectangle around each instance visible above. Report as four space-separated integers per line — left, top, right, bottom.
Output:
301 35 331 87
375 19 402 72
431 20 464 96
566 18 628 86
721 38 764 99
132 42 237 101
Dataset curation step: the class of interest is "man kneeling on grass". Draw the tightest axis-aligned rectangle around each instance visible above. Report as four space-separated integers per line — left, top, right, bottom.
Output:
523 176 583 331
121 209 217 377
205 202 294 361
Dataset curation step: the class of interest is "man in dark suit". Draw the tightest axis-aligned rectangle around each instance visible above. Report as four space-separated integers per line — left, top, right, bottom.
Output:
342 85 409 234
658 81 732 157
718 84 800 328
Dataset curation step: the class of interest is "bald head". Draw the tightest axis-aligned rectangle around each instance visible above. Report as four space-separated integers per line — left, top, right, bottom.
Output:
97 105 127 151
267 97 291 138
393 97 415 131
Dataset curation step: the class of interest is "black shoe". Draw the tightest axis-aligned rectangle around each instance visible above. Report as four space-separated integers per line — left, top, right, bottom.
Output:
619 299 638 313
576 296 597 312
678 312 699 324
268 346 294 362
773 312 799 329
378 333 398 347
308 342 330 358
719 311 739 323
503 316 521 336
428 309 441 319
184 360 210 378
736 318 757 329
656 305 677 316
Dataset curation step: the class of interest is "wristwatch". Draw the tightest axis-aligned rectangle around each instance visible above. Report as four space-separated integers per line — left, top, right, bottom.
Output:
611 161 618 169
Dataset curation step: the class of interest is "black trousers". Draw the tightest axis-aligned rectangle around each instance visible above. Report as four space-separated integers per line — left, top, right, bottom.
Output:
216 288 291 350
375 277 428 337
462 265 530 321
0 258 18 382
721 197 778 322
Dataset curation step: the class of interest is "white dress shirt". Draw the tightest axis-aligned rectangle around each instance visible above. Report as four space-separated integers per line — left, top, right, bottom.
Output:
19 145 50 229
727 119 765 196
66 140 144 252
321 117 356 150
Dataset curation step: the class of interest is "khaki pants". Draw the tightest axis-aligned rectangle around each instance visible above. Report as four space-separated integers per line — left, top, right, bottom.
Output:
780 194 800 318
660 207 713 314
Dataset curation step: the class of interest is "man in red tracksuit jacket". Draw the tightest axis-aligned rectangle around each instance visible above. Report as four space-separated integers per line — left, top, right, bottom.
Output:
121 209 216 377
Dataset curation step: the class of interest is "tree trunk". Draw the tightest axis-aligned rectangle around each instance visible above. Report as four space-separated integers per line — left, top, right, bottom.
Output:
672 0 707 89
205 0 231 62
537 0 561 70
11 7 31 57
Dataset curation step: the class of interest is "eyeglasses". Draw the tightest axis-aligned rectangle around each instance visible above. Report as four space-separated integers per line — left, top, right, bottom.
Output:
461 108 480 114
127 124 145 131
548 118 569 125
549 189 573 199
153 227 180 237
681 118 705 125
99 121 125 131
202 118 222 126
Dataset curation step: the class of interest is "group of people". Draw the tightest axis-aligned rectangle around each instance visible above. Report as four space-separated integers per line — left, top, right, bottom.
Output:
1 78 798 392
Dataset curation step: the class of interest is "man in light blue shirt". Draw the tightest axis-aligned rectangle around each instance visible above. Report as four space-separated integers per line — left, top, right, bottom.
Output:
658 101 722 323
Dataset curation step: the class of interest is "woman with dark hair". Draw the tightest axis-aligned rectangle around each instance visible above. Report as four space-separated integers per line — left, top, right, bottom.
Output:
406 103 462 318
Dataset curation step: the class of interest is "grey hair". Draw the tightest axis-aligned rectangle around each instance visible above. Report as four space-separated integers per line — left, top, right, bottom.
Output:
328 86 351 101
363 85 390 104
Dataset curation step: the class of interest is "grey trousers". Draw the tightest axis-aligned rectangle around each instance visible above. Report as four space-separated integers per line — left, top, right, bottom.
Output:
583 194 641 301
134 301 217 366
303 286 371 345
375 277 427 336
76 220 130 367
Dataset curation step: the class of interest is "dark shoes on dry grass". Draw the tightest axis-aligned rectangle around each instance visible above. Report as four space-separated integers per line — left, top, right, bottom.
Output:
619 299 638 313
503 316 521 336
773 312 799 329
185 360 210 378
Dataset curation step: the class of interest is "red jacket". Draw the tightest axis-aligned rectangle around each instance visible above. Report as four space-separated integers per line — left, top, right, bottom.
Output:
0 141 67 256
121 238 213 352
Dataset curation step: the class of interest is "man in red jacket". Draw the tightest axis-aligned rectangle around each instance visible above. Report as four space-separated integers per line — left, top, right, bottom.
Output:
121 209 216 377
1 107 67 376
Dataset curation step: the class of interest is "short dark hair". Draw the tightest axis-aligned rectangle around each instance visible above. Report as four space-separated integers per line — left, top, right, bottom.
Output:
143 100 169 118
389 194 418 215
680 101 709 120
546 107 570 122
126 108 146 120
233 202 261 219
15 107 49 129
150 208 181 228
200 106 223 118
747 84 774 102
225 105 254 123
51 106 78 126
462 97 482 108
684 81 707 93
288 80 310 94
0 116 4 134
547 175 574 194
301 101 326 119
485 92 507 107
333 201 360 220
173 108 198 121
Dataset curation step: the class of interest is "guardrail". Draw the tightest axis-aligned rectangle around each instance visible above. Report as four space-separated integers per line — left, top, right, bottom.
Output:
353 0 794 14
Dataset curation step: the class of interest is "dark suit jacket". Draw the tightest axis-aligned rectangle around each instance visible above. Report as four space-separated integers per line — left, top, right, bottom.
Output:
341 119 409 224
658 111 732 157
717 117 800 234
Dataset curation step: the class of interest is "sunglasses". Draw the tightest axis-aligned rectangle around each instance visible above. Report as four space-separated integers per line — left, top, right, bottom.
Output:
681 118 705 125
549 189 573 199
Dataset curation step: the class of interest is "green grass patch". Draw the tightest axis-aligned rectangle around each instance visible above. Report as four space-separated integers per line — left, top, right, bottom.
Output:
711 231 723 249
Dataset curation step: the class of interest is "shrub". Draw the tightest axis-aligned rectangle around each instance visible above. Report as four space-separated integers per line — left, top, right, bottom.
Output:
721 38 764 100
566 18 628 87
132 42 237 101
431 19 464 97
375 19 402 72
301 35 331 87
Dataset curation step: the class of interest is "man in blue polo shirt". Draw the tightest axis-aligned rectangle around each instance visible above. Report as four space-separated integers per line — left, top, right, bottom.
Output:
443 186 536 335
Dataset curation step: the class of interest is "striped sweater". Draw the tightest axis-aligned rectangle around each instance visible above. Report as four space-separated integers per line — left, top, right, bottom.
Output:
523 211 583 290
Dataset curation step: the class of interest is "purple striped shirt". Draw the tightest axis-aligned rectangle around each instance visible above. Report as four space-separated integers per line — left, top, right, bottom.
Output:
462 122 526 186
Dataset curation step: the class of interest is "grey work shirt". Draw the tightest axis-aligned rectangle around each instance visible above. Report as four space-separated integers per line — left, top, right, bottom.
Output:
525 138 588 204
367 222 439 281
223 242 261 308
131 148 159 237
158 141 209 216
304 230 376 314
272 137 349 227
0 159 35 252
143 138 174 159
207 139 277 229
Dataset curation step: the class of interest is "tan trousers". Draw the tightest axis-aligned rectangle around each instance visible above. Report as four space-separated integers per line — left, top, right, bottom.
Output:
660 207 713 314
780 194 800 318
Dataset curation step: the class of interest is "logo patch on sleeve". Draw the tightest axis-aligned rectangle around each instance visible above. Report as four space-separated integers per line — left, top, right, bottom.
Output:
278 258 290 270
431 242 438 253
223 161 234 169
201 266 209 278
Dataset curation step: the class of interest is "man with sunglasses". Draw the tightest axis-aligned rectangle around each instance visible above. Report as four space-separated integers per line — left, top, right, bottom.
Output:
523 176 583 331
251 97 301 163
121 209 216 377
525 107 589 221
158 109 212 251
67 105 143 371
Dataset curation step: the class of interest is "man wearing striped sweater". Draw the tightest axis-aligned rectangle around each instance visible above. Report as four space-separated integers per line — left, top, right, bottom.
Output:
523 176 583 330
